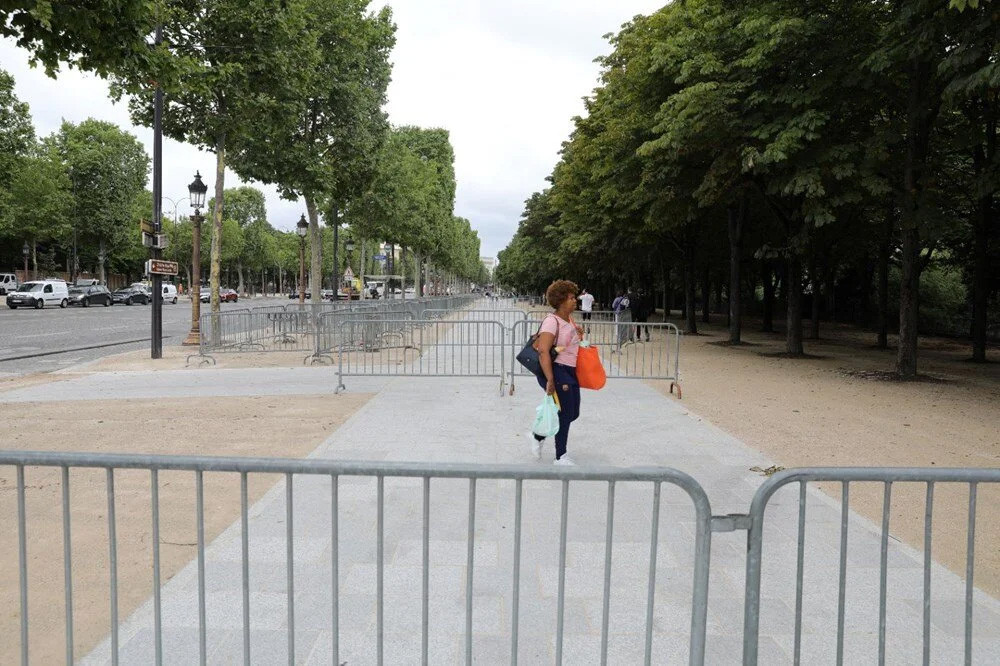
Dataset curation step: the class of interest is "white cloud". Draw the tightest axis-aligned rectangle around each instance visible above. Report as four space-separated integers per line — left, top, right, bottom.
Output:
1 0 661 255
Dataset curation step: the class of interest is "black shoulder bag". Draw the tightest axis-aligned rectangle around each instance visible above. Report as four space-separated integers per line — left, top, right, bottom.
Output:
516 314 561 378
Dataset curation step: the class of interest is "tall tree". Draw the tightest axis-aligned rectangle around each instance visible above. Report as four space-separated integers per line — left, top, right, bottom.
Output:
45 119 149 282
235 0 395 304
0 69 34 233
112 0 299 312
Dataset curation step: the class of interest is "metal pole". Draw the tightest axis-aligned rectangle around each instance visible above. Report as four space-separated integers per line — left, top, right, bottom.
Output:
298 237 306 304
333 217 339 303
183 211 202 345
150 21 164 359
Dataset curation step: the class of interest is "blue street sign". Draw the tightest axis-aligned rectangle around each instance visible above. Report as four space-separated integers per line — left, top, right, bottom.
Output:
373 254 386 261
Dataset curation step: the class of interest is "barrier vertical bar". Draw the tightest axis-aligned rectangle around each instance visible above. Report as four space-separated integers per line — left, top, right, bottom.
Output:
965 483 977 666
61 466 74 665
836 482 849 664
556 480 569 664
241 472 250 664
106 468 119 666
793 482 806 665
601 480 616 666
466 478 477 664
511 479 523 666
377 475 384 666
151 469 162 666
878 482 892 666
332 474 340 666
286 473 296 664
923 482 934 666
422 477 430 666
17 465 28 666
644 482 662 666
196 470 206 664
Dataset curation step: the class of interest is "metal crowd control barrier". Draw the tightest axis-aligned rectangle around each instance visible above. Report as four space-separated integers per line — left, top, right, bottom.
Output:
741 467 1000 666
508 320 682 396
0 452 711 666
335 319 509 395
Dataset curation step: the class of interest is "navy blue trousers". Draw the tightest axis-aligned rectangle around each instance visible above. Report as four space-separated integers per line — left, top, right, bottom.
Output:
535 363 581 459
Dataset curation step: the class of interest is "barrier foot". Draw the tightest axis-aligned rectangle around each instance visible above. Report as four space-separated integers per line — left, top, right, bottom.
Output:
508 381 516 396
186 354 216 367
670 382 682 399
335 380 346 394
304 353 334 366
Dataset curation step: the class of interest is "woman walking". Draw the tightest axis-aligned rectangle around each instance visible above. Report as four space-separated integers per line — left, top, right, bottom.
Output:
528 280 584 465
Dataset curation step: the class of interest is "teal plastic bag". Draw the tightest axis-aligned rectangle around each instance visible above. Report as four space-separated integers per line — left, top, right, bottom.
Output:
532 395 560 438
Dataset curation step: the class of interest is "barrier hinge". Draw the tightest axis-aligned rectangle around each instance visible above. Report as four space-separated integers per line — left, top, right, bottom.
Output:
711 514 752 532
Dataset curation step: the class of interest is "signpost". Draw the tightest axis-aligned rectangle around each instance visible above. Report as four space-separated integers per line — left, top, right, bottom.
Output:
146 259 179 276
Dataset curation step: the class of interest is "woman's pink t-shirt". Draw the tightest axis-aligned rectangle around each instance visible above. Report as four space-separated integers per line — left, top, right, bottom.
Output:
540 314 580 367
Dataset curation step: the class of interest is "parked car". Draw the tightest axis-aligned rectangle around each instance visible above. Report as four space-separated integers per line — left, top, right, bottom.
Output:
111 286 149 305
1 273 20 295
200 287 211 303
6 279 69 309
68 284 113 307
287 290 311 299
220 288 238 303
160 283 178 304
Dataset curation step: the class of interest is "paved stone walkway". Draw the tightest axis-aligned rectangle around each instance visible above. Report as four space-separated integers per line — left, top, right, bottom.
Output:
3 319 998 664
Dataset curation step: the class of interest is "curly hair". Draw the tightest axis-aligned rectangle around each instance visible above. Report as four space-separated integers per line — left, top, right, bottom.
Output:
545 280 579 309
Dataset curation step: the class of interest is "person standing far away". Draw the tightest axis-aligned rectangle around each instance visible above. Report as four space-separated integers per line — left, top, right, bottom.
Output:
578 288 595 333
611 289 633 352
632 287 651 342
528 280 584 465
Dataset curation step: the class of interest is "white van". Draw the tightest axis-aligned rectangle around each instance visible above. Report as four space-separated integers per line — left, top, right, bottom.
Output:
161 283 178 304
6 279 69 309
0 273 17 295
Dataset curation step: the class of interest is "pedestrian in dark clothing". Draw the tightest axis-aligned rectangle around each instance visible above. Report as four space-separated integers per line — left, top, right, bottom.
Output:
632 289 651 341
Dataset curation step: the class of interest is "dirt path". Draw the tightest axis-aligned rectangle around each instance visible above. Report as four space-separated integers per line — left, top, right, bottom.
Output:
647 314 1000 597
0 391 372 664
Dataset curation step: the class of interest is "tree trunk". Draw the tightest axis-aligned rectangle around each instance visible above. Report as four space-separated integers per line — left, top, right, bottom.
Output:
31 239 37 279
810 249 821 340
683 260 698 335
786 254 804 355
702 267 711 324
714 279 723 314
414 249 422 300
896 226 920 377
401 246 408 299
97 237 106 284
895 58 940 378
877 211 892 348
762 260 775 332
209 133 226 315
237 261 245 295
728 198 745 343
970 100 995 361
664 268 673 315
305 194 322 304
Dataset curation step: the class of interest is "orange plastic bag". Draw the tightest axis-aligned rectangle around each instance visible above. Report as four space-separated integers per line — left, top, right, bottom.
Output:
576 344 606 390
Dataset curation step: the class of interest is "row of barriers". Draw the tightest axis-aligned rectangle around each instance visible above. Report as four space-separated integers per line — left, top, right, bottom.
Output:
193 301 682 397
1 452 995 665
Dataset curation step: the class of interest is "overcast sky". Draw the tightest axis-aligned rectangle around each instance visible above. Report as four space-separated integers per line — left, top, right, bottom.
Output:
1 0 662 258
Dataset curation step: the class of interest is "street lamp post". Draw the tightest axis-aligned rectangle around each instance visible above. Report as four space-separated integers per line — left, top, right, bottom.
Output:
297 214 308 304
22 241 29 280
183 172 208 346
344 236 355 299
383 242 393 298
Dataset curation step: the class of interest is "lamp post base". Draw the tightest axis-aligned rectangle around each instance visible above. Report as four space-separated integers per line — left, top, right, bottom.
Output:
182 329 201 346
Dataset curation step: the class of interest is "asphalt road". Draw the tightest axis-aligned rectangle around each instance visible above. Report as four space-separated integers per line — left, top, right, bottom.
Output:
0 295 290 376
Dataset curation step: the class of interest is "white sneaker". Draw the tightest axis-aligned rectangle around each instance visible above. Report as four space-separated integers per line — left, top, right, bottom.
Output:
526 432 542 460
553 456 576 466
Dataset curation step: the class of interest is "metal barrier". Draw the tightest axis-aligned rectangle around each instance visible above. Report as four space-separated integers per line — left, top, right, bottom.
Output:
193 296 479 363
0 452 711 666
508 319 682 396
741 468 1000 665
335 319 509 395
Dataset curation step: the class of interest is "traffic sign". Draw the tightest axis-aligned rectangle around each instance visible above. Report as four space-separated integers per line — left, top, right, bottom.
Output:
140 219 155 235
146 259 179 276
373 254 386 261
343 267 354 279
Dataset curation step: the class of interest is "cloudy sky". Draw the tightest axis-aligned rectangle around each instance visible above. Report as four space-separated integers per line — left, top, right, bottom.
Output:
1 0 662 258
